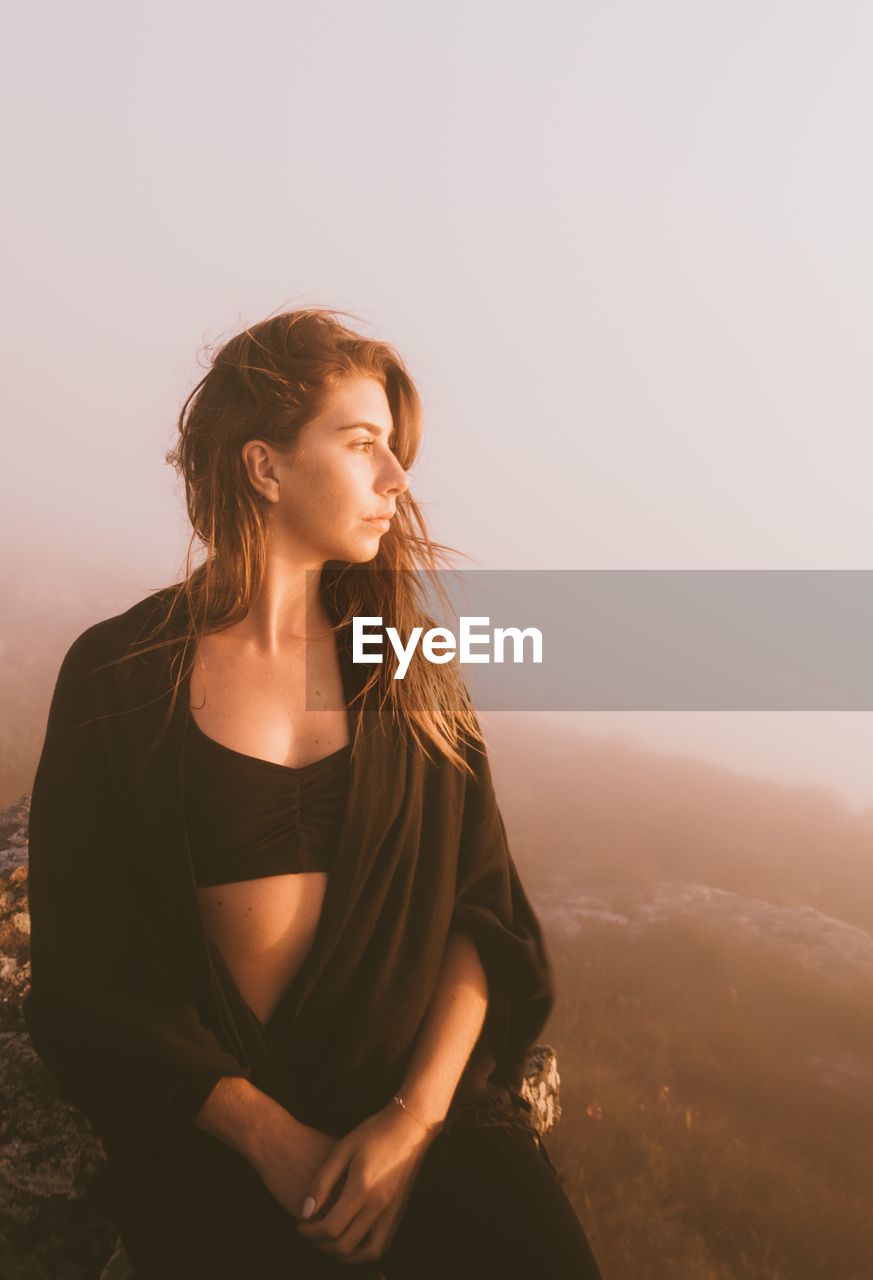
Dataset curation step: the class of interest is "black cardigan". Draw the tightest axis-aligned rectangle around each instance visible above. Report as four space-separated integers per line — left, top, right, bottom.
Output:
24 586 554 1154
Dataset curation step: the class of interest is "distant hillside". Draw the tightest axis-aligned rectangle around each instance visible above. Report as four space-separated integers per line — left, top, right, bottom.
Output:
483 717 873 935
538 905 873 1279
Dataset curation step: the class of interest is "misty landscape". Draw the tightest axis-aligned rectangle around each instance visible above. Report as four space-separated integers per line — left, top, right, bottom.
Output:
488 719 873 1280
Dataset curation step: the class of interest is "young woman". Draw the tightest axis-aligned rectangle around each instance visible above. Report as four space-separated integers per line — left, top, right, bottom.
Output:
24 308 605 1279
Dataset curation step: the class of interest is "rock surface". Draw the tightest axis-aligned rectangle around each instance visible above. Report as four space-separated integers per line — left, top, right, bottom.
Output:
0 795 561 1279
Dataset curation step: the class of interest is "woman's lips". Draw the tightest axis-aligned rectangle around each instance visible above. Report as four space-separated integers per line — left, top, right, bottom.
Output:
363 517 391 530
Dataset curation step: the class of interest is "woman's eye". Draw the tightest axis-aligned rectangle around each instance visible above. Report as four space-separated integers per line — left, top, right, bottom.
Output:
352 438 398 454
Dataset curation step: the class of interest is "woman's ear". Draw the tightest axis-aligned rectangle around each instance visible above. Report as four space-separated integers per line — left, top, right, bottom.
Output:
241 439 282 503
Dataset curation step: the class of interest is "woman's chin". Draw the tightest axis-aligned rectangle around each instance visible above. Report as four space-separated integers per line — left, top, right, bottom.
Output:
339 534 384 565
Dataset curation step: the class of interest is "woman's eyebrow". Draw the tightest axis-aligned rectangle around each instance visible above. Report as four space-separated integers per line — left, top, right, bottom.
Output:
336 421 396 439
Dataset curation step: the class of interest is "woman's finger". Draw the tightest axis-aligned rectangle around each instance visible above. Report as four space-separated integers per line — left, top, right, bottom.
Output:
312 1200 383 1258
341 1182 408 1264
336 1215 389 1264
299 1145 353 1227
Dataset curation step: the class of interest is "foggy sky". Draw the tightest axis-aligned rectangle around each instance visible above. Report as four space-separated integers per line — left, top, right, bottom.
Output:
4 1 871 810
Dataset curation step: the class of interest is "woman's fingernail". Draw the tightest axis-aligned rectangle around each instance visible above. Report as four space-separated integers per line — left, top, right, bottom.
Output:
301 1195 316 1220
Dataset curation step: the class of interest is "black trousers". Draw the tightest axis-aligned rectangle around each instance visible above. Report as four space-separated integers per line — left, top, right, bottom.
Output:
112 940 604 1278
112 1113 604 1280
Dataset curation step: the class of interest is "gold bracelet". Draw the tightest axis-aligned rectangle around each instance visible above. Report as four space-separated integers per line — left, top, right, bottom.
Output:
392 1093 445 1134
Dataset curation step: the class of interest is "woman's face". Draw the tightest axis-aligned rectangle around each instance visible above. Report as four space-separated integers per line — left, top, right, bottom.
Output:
245 374 410 564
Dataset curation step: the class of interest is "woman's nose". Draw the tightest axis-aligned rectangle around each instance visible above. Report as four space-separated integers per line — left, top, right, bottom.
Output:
384 456 410 495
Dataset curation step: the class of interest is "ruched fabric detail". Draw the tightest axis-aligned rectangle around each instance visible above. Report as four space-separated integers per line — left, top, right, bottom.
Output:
183 712 350 889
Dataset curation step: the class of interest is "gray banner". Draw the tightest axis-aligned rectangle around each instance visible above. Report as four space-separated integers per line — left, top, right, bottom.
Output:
310 570 873 711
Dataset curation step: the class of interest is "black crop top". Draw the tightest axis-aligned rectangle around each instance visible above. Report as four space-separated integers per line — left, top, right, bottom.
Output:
183 711 351 889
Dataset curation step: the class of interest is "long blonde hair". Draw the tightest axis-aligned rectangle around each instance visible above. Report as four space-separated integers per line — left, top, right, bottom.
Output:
120 306 483 774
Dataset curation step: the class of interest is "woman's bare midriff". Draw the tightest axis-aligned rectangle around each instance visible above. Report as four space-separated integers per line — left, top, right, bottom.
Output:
197 872 328 1023
188 622 350 1025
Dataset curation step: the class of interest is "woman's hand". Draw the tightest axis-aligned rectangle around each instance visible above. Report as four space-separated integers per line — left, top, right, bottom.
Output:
295 1101 441 1264
251 1108 340 1222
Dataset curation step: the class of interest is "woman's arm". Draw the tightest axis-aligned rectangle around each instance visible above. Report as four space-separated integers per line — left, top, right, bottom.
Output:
291 934 490 1262
395 931 489 1126
24 626 257 1146
192 1075 292 1163
196 1075 348 1223
444 722 555 1094
192 1080 280 1162
194 937 487 1212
